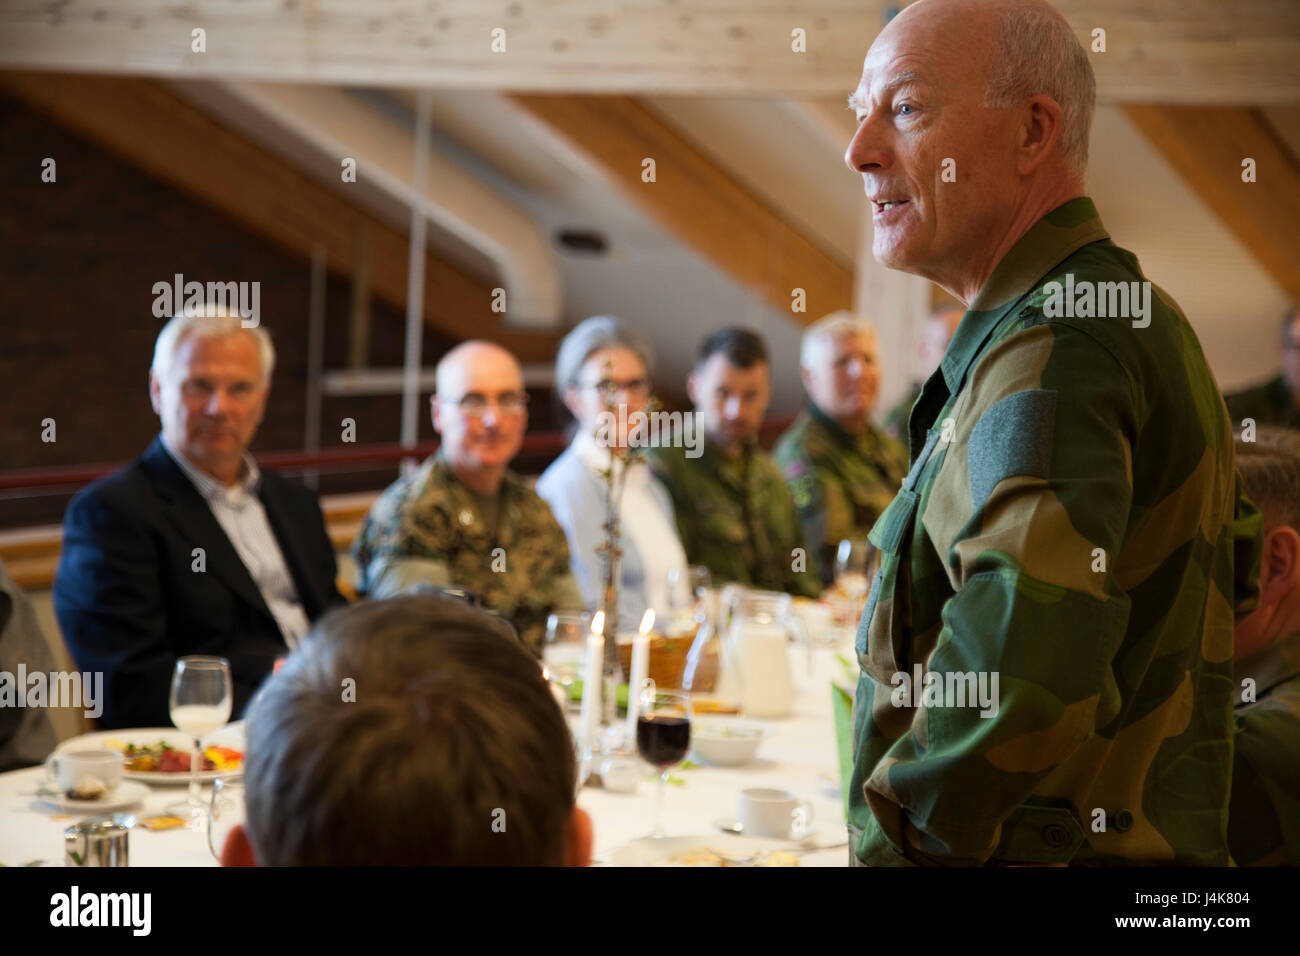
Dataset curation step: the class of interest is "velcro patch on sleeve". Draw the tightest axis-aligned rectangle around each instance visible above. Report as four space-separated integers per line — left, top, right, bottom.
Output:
968 389 1057 512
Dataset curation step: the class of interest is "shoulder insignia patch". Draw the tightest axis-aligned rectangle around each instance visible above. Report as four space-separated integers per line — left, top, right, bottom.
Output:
968 389 1057 512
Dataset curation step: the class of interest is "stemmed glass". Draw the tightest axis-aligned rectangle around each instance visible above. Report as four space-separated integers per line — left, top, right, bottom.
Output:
544 612 590 705
207 774 245 861
835 538 875 599
635 681 692 839
167 656 232 824
664 568 697 635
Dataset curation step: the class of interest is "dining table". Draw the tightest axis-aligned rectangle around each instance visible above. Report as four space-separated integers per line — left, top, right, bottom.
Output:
0 634 857 868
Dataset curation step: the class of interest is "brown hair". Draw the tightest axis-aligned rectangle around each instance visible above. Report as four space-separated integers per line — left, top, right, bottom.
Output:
242 595 576 865
698 327 769 370
1235 427 1300 532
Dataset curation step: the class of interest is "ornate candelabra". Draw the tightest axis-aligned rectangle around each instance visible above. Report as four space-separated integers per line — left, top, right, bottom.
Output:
590 361 658 731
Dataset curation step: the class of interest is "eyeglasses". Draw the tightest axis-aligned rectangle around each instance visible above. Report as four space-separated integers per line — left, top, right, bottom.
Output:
582 377 650 399
446 391 530 418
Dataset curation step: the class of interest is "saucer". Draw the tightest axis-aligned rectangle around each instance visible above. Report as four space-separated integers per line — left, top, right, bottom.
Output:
38 780 150 814
713 816 819 843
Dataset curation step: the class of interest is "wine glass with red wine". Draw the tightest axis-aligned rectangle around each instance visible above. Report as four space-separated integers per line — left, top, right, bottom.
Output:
636 683 693 839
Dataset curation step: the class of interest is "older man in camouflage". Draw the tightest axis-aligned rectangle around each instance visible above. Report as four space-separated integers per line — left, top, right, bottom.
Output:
1228 428 1300 866
844 0 1260 865
774 312 908 587
352 341 581 653
650 329 819 599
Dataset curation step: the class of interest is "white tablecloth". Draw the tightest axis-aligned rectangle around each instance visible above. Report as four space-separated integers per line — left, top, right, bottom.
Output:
580 640 852 865
0 643 854 867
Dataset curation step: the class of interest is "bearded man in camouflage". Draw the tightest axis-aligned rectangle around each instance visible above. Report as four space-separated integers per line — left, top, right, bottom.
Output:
352 341 582 653
650 328 820 599
844 0 1260 865
775 312 908 587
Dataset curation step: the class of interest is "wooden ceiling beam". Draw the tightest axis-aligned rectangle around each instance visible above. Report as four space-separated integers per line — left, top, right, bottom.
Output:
0 1 1295 103
0 70 558 362
1123 105 1300 303
510 93 853 323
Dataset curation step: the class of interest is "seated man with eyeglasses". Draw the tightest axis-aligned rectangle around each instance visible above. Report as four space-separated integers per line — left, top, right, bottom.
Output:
352 341 582 653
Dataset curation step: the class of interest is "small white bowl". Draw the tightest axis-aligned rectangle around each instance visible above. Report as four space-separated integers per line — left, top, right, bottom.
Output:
690 718 771 767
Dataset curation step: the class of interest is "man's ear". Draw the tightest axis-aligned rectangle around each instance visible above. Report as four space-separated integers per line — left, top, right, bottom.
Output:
566 807 594 867
149 371 163 415
799 365 815 396
1261 525 1300 607
686 371 699 408
1016 94 1066 177
430 395 443 435
220 823 258 867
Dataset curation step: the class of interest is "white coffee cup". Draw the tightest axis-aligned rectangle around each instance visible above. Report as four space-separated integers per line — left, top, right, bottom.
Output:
737 787 814 838
45 748 124 797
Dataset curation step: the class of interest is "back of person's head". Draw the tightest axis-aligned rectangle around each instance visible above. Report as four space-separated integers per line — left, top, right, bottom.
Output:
697 328 768 371
1236 428 1300 533
239 595 580 865
1233 428 1300 660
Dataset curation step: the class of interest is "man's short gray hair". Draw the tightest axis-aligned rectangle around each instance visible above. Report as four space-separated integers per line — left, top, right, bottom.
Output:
554 315 654 393
1236 427 1300 533
151 311 276 386
800 311 877 369
984 3 1096 177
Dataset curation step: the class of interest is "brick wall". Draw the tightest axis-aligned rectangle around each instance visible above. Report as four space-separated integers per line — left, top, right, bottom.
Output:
0 92 567 530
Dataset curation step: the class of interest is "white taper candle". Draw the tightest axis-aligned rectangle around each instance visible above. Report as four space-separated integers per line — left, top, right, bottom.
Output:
579 611 606 749
626 609 655 737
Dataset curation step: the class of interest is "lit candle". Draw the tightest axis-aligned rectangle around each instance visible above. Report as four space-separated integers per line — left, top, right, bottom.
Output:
542 666 568 714
579 611 606 749
626 609 654 737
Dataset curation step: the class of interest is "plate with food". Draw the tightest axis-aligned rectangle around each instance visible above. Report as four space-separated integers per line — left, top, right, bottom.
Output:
610 835 806 867
55 725 245 785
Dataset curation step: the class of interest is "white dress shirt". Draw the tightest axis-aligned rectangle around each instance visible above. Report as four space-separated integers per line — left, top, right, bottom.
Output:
572 431 690 618
161 435 311 650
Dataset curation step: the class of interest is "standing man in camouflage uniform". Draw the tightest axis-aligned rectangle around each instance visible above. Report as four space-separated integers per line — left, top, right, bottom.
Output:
352 341 582 653
774 312 908 586
1229 428 1300 866
650 329 819 599
1224 306 1300 431
844 0 1260 865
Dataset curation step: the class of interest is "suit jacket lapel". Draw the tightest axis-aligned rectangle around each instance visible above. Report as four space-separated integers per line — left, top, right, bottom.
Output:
257 475 325 618
141 438 279 629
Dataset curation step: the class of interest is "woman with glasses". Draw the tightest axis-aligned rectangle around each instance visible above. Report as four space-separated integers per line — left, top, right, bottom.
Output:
536 316 690 633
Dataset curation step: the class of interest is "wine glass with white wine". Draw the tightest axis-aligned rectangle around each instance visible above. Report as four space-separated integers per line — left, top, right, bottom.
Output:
835 537 874 599
167 656 232 824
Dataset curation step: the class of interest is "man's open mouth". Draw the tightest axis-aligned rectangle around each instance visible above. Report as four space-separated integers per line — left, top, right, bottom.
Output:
873 199 909 212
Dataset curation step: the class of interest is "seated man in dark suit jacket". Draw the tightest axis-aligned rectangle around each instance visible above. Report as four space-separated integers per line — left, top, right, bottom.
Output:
54 311 344 729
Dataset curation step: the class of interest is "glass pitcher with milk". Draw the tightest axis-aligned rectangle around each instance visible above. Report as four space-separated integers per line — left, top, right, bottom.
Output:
710 587 799 718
